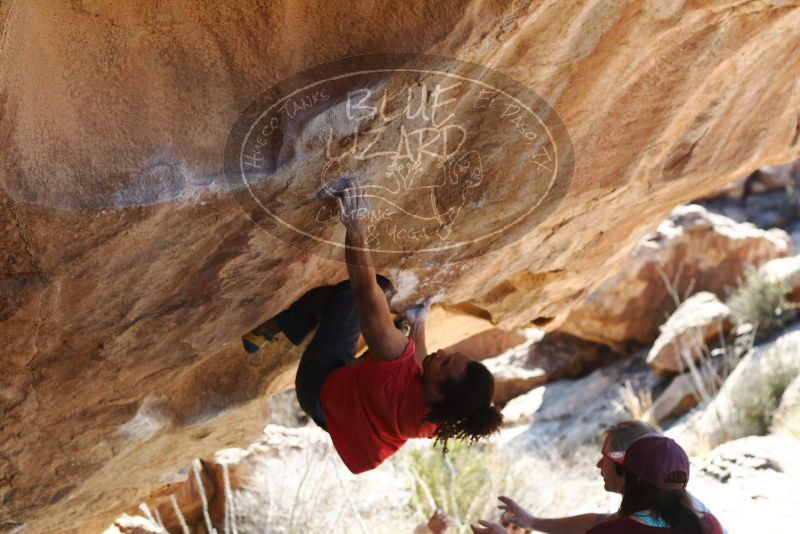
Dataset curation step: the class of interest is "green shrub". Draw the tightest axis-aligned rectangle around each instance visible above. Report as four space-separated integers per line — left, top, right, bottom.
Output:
393 441 540 533
773 402 800 440
392 439 611 533
733 336 800 436
726 267 792 339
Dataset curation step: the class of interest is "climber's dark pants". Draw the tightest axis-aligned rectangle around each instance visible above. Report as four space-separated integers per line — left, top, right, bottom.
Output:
275 280 361 430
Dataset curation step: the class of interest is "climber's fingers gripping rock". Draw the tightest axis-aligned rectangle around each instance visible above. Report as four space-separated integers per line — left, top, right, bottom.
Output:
336 180 369 237
405 297 433 326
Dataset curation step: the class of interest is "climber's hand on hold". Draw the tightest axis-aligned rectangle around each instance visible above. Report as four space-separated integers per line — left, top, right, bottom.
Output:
405 297 432 326
407 297 432 366
336 181 369 238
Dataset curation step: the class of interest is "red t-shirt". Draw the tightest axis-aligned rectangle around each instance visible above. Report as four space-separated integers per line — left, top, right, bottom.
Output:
587 513 724 534
320 338 438 474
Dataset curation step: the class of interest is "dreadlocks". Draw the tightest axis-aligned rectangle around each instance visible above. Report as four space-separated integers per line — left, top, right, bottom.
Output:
424 360 503 452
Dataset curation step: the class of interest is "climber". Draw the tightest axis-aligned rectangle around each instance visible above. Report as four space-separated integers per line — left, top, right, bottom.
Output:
242 180 503 474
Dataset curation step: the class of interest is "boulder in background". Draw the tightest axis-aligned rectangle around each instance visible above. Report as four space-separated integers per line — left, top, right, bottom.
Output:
485 331 621 406
646 292 731 374
559 205 789 347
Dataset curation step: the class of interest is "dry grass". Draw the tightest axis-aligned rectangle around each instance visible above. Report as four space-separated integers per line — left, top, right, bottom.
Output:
396 441 519 533
392 439 611 533
653 263 756 413
612 380 653 420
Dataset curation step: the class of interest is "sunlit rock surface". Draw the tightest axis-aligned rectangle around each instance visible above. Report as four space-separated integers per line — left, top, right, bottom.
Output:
559 205 790 347
646 292 731 374
485 331 621 406
691 435 800 533
2 1 800 531
669 324 800 453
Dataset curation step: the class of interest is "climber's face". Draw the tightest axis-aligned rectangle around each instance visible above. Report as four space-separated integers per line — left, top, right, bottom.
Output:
597 435 625 494
422 349 470 402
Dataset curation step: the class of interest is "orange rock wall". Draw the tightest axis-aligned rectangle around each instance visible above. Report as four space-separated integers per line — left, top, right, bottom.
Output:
2 1 800 532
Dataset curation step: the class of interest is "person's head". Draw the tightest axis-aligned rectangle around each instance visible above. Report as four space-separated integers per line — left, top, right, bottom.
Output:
422 349 503 451
597 420 659 493
608 435 704 534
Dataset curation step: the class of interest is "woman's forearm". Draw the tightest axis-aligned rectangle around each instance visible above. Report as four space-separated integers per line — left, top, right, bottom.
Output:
529 513 612 534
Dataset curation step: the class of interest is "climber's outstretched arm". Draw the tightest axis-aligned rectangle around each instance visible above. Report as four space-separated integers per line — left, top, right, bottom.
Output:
338 184 407 362
406 297 432 367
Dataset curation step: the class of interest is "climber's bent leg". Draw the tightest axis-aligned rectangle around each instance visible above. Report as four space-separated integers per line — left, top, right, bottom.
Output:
294 280 361 429
272 284 341 345
266 275 393 345
244 284 340 354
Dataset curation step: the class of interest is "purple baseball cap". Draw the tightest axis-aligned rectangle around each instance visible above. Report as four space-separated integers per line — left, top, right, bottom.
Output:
605 434 690 491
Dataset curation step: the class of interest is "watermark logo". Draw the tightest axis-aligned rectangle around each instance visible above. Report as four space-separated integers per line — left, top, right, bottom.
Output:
224 54 573 267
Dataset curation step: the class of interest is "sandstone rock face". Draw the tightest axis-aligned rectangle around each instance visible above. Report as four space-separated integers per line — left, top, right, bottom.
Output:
644 354 732 424
500 387 547 428
559 206 790 347
443 328 528 362
3 1 800 531
696 158 800 253
646 292 731 374
485 331 621 406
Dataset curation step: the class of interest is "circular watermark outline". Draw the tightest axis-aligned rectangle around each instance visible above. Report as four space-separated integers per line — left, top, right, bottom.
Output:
224 54 574 267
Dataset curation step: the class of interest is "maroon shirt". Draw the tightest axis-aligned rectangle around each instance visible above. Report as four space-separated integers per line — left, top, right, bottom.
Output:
587 513 724 534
